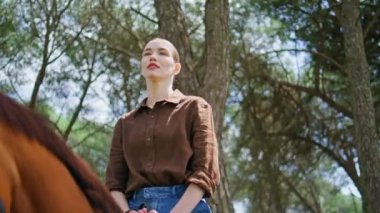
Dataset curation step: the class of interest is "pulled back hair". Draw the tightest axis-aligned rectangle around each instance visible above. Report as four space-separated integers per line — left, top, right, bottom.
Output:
147 38 180 63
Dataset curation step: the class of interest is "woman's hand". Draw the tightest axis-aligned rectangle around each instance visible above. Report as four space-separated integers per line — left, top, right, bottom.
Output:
135 208 158 213
125 207 158 213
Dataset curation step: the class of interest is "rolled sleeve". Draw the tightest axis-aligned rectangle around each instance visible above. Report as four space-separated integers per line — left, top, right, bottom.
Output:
187 99 220 197
105 119 129 192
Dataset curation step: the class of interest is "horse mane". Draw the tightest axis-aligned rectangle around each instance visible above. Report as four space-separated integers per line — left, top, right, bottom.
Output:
0 93 121 213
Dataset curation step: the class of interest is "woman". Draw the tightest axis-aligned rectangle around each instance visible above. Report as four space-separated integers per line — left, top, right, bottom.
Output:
105 38 220 213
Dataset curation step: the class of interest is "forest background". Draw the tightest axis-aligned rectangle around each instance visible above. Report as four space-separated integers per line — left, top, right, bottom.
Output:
1 0 380 212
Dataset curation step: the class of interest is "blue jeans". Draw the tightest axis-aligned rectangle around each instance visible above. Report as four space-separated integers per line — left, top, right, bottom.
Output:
128 184 212 213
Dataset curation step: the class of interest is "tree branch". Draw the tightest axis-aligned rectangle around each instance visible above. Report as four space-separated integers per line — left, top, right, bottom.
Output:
281 174 318 213
262 48 346 76
130 6 158 24
262 75 353 118
270 132 360 188
363 6 380 39
100 2 145 49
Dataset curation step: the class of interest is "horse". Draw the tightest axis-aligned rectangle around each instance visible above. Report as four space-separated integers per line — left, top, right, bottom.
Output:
0 93 121 213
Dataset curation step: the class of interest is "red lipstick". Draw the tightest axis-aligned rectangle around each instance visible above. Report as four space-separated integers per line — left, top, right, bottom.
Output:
147 63 160 69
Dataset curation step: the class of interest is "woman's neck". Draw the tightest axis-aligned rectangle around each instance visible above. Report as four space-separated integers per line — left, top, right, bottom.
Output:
146 80 174 108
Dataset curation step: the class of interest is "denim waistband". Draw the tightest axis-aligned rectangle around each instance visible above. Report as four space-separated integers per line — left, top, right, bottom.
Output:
132 184 187 200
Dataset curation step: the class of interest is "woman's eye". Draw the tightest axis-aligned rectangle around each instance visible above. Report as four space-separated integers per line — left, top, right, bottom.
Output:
143 52 151 56
159 52 168 55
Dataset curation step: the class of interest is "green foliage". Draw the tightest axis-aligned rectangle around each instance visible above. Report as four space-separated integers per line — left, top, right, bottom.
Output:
225 0 380 211
3 0 377 211
37 102 113 179
319 185 362 213
0 2 16 55
68 120 113 180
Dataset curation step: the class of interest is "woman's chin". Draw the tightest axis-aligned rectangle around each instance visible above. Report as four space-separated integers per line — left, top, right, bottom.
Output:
144 74 171 83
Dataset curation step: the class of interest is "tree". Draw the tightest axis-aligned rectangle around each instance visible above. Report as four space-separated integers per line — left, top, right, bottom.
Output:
3 0 378 211
223 0 379 211
26 0 78 109
154 0 233 212
333 0 380 212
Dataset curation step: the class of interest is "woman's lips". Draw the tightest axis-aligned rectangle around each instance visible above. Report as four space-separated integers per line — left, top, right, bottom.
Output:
147 63 160 69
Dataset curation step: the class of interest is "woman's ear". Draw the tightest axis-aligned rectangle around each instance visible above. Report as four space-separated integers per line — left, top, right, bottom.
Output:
174 63 181 75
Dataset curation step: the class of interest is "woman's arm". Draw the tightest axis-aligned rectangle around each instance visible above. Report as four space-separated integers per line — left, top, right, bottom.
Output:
172 99 220 212
110 191 130 212
106 120 131 212
170 183 205 213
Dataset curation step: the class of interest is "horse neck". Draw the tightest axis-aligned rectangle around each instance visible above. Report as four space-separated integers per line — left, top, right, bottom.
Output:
0 123 93 213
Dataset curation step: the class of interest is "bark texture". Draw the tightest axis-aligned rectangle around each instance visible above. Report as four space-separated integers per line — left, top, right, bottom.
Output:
334 0 380 212
154 0 233 212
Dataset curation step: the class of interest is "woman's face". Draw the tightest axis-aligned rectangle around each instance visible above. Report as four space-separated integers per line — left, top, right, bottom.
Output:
141 39 180 82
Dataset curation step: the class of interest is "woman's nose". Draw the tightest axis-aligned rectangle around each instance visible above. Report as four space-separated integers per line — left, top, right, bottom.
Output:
149 54 156 61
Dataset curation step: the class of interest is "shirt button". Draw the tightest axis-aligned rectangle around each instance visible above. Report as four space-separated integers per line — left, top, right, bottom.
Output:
147 137 151 141
150 115 154 118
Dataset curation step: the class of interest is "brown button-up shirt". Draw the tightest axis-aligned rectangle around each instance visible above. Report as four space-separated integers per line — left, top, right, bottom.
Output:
105 90 220 198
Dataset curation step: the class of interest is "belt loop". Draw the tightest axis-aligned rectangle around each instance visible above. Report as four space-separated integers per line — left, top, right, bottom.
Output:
143 187 147 199
132 191 135 200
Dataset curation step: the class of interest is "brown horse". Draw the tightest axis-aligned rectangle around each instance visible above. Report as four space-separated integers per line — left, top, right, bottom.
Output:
0 93 121 213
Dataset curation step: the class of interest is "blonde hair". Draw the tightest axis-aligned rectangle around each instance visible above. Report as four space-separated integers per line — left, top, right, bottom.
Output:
148 38 180 63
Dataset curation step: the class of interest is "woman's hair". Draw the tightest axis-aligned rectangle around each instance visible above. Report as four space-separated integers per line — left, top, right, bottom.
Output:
170 41 180 63
148 38 180 63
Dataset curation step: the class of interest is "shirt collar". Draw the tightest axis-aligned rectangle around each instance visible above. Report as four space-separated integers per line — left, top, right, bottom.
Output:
139 89 185 108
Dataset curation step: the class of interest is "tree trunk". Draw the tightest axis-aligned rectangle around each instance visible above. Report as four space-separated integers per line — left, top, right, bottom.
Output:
154 0 198 95
334 1 380 212
29 14 52 109
154 0 233 212
63 69 94 140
